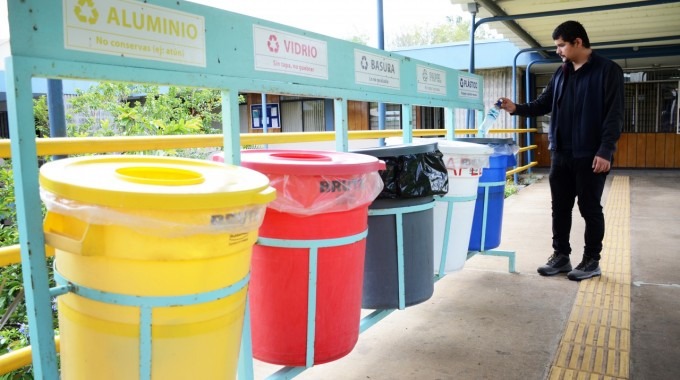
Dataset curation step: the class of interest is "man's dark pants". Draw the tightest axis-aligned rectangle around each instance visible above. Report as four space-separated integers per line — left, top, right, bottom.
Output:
549 151 609 261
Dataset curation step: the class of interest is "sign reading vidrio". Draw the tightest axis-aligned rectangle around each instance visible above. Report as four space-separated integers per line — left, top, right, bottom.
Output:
416 64 447 96
457 73 480 99
63 0 206 67
354 50 400 89
253 25 329 80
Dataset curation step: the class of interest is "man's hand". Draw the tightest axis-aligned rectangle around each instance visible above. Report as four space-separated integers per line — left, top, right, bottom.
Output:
497 97 517 113
592 156 611 173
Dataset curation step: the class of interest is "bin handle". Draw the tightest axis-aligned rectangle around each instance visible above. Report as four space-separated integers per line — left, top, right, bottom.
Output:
43 213 88 255
44 231 85 255
254 186 276 204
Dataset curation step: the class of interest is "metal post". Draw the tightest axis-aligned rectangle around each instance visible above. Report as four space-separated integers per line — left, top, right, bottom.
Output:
444 106 455 140
401 104 412 144
467 3 479 130
5 58 60 380
377 0 386 146
46 79 67 160
334 98 349 152
221 89 241 165
261 93 268 135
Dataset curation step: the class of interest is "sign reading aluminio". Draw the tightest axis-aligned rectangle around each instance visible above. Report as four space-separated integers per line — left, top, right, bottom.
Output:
253 25 328 79
458 73 480 99
354 50 400 89
63 0 206 67
416 64 447 96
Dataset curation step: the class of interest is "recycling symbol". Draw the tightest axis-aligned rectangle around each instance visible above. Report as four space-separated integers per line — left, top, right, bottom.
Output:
267 35 279 53
422 69 428 82
74 0 99 25
360 56 368 70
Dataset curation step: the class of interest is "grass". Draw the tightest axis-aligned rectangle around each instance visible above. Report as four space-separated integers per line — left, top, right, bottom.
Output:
504 172 544 198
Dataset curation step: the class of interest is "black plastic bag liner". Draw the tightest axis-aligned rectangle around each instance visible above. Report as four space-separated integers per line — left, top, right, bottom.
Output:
353 142 448 199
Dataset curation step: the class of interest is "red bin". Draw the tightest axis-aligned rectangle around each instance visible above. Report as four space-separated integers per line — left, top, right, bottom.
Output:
225 150 384 366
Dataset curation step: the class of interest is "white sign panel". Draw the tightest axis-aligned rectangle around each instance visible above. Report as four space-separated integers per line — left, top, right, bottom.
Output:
63 0 206 67
354 49 400 89
417 64 447 96
253 25 328 79
458 73 480 99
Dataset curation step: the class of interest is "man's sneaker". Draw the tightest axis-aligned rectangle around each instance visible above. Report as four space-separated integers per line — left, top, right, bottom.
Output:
567 257 602 281
537 253 572 276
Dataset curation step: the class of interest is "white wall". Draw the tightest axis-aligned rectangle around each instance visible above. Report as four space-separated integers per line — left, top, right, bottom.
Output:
0 40 9 71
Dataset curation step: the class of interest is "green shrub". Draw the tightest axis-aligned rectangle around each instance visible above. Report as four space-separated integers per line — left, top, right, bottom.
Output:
0 81 228 376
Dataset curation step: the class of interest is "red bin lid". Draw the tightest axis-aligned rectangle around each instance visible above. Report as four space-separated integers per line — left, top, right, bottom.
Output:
238 150 385 176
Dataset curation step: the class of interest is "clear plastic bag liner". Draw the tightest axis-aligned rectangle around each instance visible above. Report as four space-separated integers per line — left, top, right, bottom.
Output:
488 142 520 157
264 171 384 215
40 189 267 237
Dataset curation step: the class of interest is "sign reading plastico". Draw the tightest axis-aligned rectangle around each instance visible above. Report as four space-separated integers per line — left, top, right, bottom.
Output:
354 49 401 89
253 25 328 80
63 0 206 67
417 64 447 96
458 73 480 99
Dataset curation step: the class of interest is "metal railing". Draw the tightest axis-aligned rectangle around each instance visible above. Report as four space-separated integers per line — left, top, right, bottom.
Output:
0 127 535 375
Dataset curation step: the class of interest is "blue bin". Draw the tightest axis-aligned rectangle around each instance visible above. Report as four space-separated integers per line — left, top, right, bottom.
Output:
456 138 517 251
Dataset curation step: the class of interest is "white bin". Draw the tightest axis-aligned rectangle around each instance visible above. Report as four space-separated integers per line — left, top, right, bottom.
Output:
434 140 493 275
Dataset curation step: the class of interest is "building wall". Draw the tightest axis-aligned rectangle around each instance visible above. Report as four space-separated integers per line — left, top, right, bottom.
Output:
531 72 680 169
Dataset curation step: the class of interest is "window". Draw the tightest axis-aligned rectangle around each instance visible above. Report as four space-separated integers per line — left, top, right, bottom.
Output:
623 81 680 133
280 97 325 132
419 106 444 129
369 103 401 130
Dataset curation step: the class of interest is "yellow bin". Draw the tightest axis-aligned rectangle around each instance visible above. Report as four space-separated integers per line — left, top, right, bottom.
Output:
39 155 275 380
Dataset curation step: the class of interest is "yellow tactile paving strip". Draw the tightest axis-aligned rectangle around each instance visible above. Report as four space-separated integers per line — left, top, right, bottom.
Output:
548 176 631 380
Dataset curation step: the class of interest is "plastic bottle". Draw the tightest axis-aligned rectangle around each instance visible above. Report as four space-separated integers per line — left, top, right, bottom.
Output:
477 100 502 137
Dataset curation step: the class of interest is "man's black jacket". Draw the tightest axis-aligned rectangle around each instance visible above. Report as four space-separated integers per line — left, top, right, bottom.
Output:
512 52 624 161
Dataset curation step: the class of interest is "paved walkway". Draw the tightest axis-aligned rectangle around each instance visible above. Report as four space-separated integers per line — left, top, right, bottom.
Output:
252 169 680 380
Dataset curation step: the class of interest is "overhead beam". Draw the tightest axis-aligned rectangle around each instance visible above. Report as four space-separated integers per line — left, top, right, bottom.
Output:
477 0 680 26
474 0 545 56
470 0 680 67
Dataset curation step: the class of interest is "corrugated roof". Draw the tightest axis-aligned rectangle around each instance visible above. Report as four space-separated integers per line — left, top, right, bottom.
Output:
449 0 680 71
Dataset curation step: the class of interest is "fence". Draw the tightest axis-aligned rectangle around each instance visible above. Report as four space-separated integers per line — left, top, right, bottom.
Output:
1 0 535 378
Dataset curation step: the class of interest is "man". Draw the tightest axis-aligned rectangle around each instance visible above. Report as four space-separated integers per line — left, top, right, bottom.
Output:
498 20 624 281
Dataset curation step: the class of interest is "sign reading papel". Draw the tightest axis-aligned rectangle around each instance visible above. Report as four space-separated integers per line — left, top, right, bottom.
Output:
63 0 206 67
253 25 329 80
417 64 447 96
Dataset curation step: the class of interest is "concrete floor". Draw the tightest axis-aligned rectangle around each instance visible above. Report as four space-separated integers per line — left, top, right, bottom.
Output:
251 168 680 380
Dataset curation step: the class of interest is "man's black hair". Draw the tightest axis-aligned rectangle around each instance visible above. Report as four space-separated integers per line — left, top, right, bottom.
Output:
552 20 591 48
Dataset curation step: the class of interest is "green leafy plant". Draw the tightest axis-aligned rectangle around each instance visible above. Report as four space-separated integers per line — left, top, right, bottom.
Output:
0 160 57 379
1 81 229 376
33 96 50 138
504 179 519 198
67 83 223 138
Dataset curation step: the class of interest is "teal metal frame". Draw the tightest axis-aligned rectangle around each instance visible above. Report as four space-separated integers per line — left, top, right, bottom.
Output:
434 194 478 279
52 267 250 380
465 181 517 274
246 230 369 379
366 201 436 310
4 1 484 378
235 185 514 380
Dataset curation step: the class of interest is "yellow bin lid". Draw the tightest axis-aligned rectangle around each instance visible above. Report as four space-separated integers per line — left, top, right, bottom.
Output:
39 155 275 210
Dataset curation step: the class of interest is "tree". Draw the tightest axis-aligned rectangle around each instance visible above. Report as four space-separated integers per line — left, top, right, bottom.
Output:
348 34 370 46
388 17 499 49
67 82 223 137
0 81 231 378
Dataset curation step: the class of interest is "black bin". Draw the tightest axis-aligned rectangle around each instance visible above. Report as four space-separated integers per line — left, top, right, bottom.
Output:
353 142 448 309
